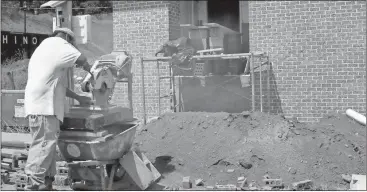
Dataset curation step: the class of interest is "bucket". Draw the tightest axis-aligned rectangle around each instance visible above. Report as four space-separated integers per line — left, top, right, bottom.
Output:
240 74 251 87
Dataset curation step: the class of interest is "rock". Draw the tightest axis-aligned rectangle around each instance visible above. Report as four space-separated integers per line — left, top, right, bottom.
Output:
290 168 297 175
195 179 204 186
239 162 252 169
341 174 352 183
242 111 250 116
227 169 235 173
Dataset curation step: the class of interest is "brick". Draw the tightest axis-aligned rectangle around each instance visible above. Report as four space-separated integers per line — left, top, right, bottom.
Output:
16 173 30 184
182 176 192 189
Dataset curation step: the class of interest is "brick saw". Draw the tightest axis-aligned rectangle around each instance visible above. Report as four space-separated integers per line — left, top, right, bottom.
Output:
80 51 133 108
61 51 134 131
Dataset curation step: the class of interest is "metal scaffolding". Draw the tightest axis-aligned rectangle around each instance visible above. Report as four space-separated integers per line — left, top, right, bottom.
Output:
140 52 271 125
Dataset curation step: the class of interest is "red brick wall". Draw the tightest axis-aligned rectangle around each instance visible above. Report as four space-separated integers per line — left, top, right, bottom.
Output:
249 1 366 122
112 1 180 120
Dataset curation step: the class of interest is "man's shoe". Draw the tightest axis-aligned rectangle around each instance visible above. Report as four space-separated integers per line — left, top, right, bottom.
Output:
24 177 54 191
24 184 51 191
44 176 54 190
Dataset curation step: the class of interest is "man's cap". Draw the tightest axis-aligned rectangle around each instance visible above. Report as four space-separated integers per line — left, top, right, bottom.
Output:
53 27 75 39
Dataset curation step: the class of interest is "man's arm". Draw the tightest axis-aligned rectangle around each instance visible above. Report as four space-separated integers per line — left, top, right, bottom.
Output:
66 88 80 100
75 54 92 72
66 88 93 106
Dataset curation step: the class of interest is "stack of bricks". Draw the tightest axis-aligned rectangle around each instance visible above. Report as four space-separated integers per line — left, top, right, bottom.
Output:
112 1 180 120
249 1 366 122
15 162 70 190
55 165 69 186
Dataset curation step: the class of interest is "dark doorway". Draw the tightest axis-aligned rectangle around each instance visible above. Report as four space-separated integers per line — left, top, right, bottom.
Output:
207 0 240 32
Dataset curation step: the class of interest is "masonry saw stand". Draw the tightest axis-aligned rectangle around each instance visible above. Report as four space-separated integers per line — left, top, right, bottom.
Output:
58 51 162 190
38 1 162 190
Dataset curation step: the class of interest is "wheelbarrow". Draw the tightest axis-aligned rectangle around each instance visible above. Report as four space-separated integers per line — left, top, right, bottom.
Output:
57 121 161 190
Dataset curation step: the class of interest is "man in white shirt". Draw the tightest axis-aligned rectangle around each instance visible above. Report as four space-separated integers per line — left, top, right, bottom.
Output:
23 28 93 191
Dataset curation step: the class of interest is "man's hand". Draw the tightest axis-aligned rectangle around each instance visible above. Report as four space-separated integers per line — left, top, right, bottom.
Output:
76 95 94 106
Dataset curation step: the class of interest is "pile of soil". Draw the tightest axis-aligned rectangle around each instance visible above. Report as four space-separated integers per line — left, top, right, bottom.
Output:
134 111 366 189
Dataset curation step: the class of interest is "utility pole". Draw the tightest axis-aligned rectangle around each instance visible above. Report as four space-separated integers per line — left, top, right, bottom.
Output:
23 1 28 58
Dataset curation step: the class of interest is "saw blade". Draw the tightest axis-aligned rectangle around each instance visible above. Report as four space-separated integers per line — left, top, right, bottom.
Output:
92 83 111 108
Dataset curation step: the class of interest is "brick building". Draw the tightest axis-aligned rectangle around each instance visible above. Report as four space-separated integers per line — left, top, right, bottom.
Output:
112 1 366 123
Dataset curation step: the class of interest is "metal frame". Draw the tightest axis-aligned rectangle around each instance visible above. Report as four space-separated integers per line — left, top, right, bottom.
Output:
140 52 271 125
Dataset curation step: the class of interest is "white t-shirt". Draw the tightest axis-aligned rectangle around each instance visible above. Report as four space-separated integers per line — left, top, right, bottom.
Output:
24 37 81 122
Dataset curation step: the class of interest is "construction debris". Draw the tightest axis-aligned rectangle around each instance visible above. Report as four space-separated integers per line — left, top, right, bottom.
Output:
195 179 204 186
342 174 352 183
215 184 236 190
291 180 313 190
236 177 247 189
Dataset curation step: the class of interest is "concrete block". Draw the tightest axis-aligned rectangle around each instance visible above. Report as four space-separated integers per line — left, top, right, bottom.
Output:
57 167 69 175
16 183 27 190
54 175 69 186
195 178 204 186
16 173 30 184
263 178 283 187
182 176 192 189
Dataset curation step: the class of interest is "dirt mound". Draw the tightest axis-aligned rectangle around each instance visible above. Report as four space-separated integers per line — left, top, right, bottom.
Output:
134 111 366 189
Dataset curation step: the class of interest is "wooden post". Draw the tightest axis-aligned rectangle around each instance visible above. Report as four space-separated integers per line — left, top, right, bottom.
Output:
260 55 263 112
157 61 161 116
267 53 271 114
141 58 147 125
251 53 255 112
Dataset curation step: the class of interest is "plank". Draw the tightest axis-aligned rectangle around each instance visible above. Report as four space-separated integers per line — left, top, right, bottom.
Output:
1 133 31 148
